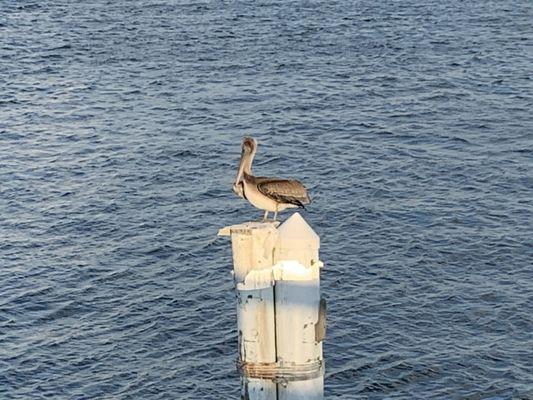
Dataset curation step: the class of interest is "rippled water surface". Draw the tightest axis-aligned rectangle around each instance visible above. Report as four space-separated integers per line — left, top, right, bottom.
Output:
1 1 532 399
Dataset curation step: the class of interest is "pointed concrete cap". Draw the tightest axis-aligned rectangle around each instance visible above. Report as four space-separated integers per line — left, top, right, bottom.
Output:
277 212 319 248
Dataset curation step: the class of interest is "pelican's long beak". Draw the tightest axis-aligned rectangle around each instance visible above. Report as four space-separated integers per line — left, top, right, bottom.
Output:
234 149 246 186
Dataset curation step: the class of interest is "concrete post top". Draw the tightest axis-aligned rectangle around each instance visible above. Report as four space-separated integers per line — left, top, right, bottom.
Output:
218 221 280 236
278 213 319 248
218 213 317 242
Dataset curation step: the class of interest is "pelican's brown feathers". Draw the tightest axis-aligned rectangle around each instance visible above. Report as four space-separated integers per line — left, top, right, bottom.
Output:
255 177 310 208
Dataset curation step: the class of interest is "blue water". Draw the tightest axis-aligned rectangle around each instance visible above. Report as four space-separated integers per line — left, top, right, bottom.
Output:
1 1 532 399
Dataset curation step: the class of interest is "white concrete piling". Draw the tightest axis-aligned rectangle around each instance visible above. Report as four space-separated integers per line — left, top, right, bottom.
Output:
219 213 325 400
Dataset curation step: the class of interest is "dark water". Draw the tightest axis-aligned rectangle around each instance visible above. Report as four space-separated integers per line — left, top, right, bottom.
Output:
1 0 532 399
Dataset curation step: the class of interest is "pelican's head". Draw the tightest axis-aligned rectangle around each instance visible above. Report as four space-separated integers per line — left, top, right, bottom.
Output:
241 137 257 155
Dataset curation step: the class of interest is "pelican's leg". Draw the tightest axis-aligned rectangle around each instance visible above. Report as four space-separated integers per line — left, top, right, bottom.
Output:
262 210 269 222
273 206 278 222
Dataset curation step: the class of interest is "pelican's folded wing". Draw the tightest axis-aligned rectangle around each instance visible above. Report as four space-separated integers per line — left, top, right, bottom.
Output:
257 178 311 207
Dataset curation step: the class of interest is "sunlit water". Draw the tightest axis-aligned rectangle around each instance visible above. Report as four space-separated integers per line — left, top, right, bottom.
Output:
1 1 532 399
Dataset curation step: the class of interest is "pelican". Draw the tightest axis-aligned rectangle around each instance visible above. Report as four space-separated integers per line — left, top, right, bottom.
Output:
233 137 311 221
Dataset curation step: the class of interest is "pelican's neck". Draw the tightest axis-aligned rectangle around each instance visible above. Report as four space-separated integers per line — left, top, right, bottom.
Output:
234 149 255 184
242 151 254 174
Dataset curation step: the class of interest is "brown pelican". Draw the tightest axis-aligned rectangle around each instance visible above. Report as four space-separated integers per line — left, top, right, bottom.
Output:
233 137 311 221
